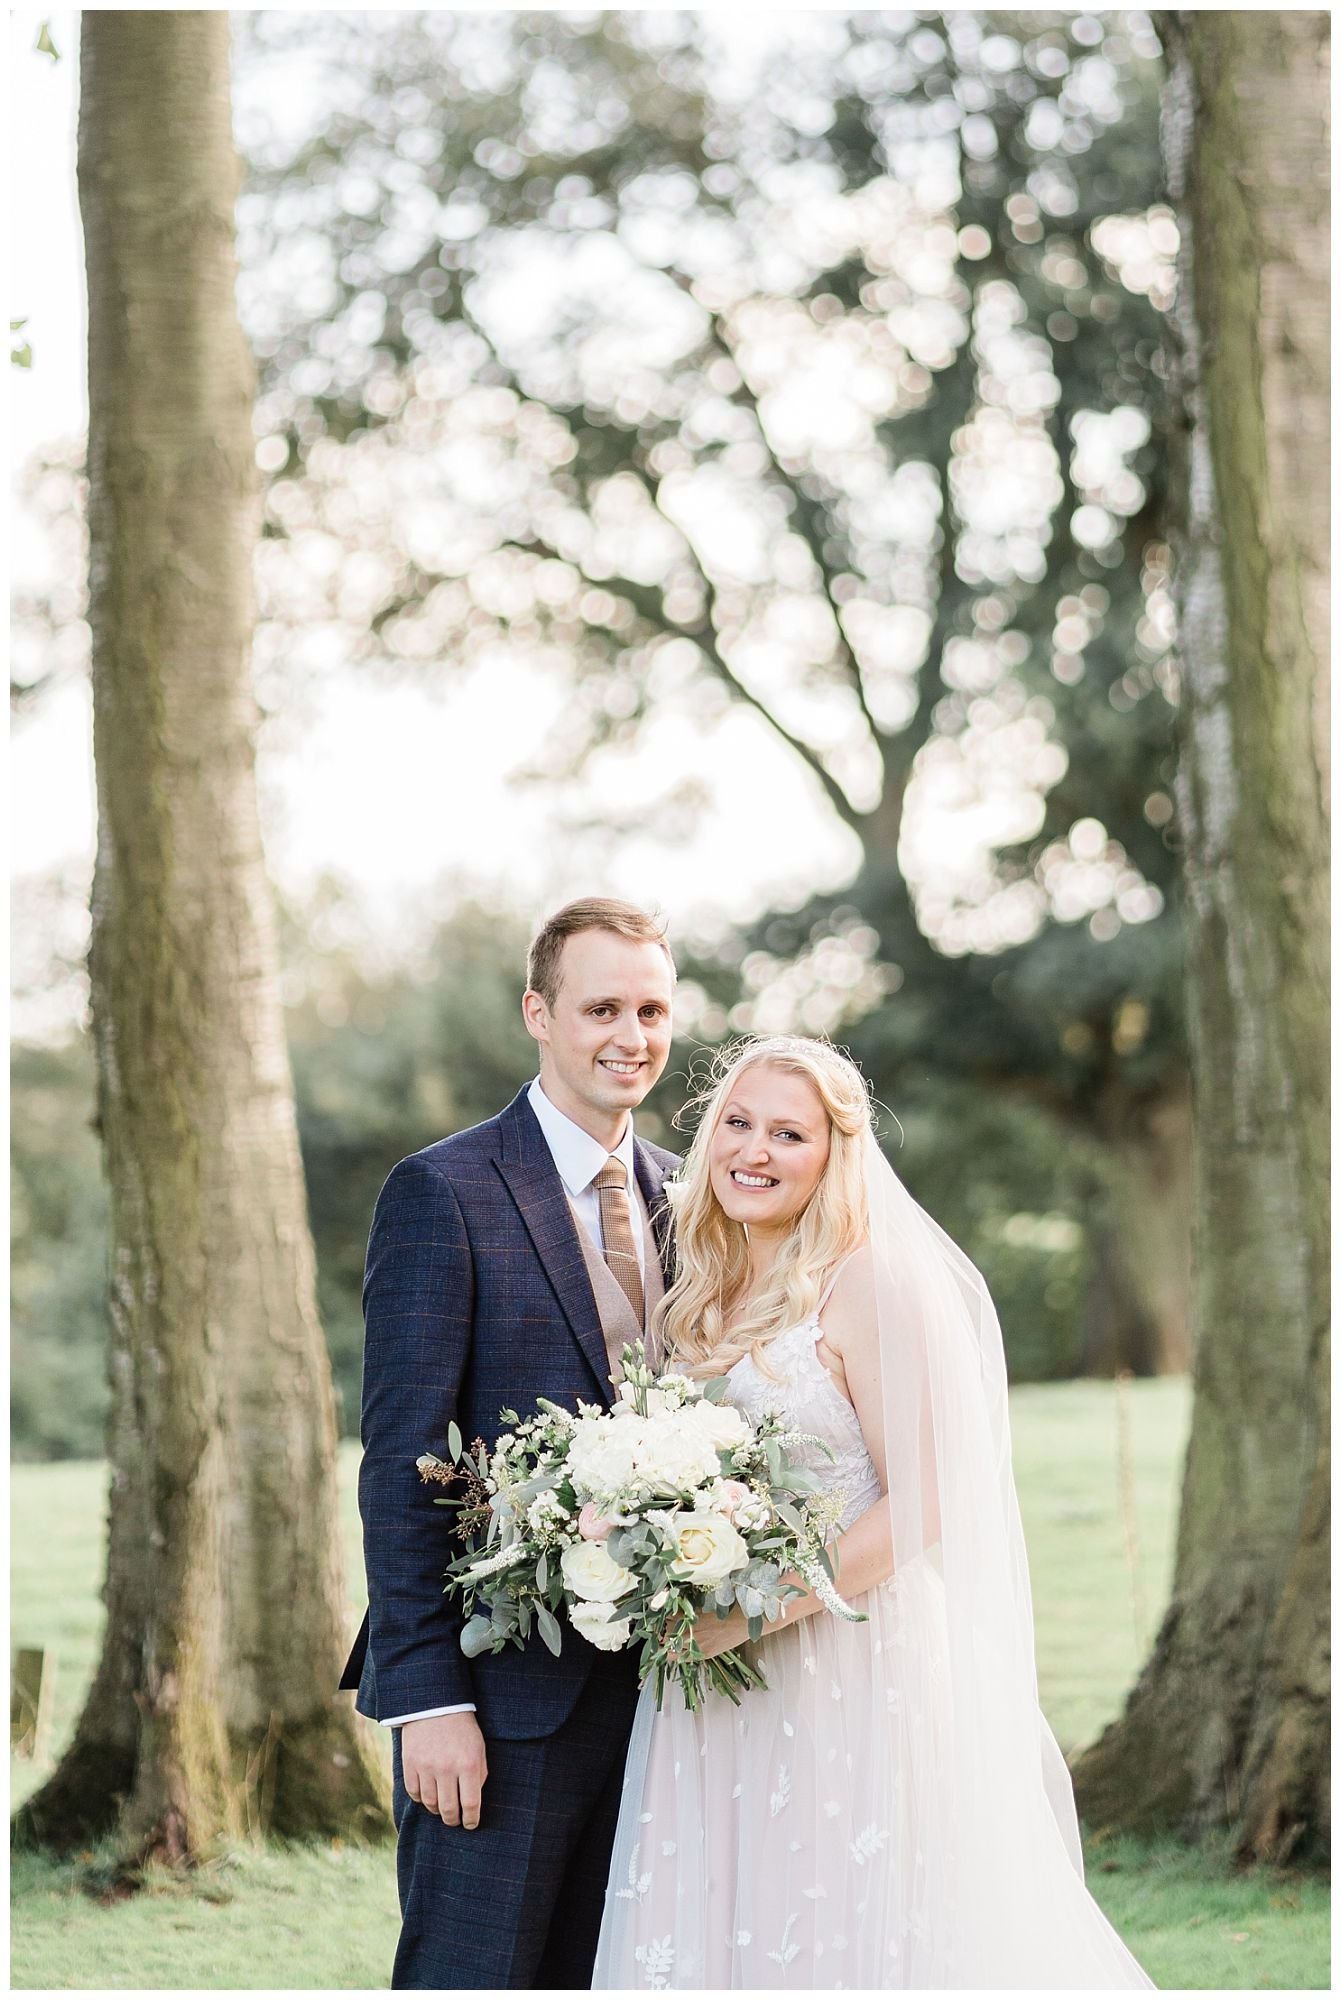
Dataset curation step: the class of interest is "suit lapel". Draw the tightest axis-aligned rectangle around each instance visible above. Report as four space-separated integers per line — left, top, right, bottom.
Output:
634 1140 677 1290
494 1089 611 1403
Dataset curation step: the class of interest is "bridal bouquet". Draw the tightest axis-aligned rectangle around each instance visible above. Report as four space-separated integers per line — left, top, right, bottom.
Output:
418 1344 861 1711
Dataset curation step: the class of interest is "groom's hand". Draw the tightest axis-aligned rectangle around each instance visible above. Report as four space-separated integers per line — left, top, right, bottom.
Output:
401 1713 488 1830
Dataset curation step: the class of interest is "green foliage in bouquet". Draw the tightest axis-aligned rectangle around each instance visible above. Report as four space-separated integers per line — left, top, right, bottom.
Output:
419 1344 863 1712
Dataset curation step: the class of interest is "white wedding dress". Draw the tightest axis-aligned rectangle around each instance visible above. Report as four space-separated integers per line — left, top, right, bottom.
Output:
591 1300 1153 1989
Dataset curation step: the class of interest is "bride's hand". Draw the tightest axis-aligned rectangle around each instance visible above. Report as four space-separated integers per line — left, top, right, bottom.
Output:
694 1604 751 1659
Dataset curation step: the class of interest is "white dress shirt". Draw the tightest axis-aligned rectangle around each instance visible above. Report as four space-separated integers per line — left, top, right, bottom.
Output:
524 1076 645 1283
382 1078 640 1729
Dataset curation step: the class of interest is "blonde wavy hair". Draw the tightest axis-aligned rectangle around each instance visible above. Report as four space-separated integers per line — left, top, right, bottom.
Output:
659 1036 873 1379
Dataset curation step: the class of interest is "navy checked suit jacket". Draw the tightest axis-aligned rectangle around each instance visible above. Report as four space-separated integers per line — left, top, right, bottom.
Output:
340 1085 677 1741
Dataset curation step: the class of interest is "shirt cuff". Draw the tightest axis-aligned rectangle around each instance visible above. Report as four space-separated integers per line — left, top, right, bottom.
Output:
381 1703 477 1728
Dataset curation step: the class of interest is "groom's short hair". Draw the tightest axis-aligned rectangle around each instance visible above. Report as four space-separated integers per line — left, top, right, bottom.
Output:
527 898 675 1007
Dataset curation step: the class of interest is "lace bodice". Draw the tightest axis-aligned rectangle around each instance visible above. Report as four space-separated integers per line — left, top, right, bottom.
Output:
725 1315 881 1531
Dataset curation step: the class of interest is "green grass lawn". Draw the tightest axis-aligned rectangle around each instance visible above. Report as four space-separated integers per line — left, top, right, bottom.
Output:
11 1380 1330 1989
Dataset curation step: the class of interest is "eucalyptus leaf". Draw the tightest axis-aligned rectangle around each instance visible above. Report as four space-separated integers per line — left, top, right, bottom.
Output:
447 1420 463 1463
536 1603 563 1656
460 1615 497 1660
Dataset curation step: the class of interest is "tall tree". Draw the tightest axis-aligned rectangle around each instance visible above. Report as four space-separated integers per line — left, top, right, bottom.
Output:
17 11 387 1863
1073 10 1329 1859
243 10 1190 1371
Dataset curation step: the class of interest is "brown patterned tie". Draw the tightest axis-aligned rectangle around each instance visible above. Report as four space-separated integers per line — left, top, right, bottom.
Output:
593 1157 645 1328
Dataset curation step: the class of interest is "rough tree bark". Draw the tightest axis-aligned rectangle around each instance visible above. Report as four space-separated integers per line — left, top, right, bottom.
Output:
16 11 389 1863
1072 12 1329 1861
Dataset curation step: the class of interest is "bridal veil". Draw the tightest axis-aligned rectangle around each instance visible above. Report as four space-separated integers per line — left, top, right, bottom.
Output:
864 1128 1152 1984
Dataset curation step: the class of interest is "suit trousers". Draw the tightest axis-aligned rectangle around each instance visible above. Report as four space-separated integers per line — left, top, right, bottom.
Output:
390 1647 641 1990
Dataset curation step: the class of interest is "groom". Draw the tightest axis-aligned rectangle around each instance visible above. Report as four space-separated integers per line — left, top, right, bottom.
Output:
340 897 678 1989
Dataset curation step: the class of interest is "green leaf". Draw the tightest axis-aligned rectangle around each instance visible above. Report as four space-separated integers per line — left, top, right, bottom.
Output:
701 1375 729 1403
35 21 59 60
460 1615 496 1659
447 1420 463 1463
536 1604 563 1656
536 1551 549 1593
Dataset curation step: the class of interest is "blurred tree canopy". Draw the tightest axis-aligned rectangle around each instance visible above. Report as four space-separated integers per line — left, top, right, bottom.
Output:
12 11 1196 1458
237 7 1190 1369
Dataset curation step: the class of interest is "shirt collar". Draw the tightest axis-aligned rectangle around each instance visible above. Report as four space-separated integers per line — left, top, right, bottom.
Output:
527 1076 635 1198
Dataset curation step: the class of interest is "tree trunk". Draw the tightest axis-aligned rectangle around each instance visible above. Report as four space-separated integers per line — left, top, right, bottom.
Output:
1075 1079 1193 1376
16 11 388 1863
1072 11 1329 1859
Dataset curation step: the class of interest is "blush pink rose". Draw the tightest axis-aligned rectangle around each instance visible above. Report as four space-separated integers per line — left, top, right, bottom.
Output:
578 1501 615 1542
719 1480 751 1517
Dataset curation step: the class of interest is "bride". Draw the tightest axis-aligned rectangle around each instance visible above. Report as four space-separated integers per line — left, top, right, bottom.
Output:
592 1035 1153 1990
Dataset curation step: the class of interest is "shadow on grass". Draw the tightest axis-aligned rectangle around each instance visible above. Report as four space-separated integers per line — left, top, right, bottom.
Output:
10 1826 1328 1991
10 1835 401 1991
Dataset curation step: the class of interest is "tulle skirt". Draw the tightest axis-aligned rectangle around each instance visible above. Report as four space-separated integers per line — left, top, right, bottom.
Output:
592 1559 1153 1989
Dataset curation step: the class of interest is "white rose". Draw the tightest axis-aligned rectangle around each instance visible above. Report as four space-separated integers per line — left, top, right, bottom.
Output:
570 1600 634 1652
665 1509 750 1589
560 1540 635 1603
685 1400 752 1453
635 1415 721 1496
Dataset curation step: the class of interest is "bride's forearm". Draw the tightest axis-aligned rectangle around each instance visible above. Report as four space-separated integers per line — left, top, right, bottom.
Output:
769 1498 894 1632
694 1503 894 1658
